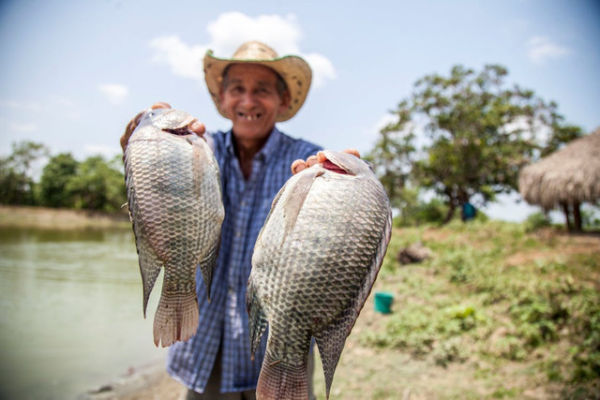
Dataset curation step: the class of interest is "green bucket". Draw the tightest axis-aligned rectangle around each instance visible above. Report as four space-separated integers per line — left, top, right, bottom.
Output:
374 292 394 314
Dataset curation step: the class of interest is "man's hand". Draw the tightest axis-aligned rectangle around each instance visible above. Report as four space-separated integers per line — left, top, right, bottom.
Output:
291 149 360 174
120 102 206 153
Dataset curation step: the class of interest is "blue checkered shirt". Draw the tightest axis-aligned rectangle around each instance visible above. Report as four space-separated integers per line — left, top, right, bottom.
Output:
166 127 321 393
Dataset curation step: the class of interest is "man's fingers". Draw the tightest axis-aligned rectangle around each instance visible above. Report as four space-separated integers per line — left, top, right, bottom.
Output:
343 148 360 158
151 102 171 110
291 159 307 174
306 155 319 167
189 120 206 136
291 149 361 175
291 155 318 175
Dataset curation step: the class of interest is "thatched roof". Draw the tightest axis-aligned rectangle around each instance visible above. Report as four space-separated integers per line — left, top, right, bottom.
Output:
519 128 600 209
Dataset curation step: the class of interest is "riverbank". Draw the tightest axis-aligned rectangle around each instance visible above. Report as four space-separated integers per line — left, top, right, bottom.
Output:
82 360 183 400
0 205 129 230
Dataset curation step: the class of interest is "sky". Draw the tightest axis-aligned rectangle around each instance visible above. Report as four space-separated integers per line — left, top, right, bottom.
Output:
0 0 599 221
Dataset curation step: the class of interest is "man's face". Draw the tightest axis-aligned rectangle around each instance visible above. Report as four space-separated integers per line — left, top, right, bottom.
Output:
219 64 290 145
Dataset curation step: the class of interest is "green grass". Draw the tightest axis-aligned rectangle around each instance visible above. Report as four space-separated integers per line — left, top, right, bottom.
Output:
353 220 600 398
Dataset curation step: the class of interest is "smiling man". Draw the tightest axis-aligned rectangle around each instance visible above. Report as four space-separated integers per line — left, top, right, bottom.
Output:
122 41 322 399
216 62 294 178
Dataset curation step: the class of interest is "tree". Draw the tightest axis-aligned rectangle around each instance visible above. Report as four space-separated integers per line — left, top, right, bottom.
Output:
0 141 48 205
66 155 126 212
39 153 79 207
365 101 416 210
376 64 578 223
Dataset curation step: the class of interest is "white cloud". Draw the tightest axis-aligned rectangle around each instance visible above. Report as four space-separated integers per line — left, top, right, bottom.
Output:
149 36 207 81
527 36 570 65
149 12 335 89
98 83 129 105
303 53 336 88
206 12 302 56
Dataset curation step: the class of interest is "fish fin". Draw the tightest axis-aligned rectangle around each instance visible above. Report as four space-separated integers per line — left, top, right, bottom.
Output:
197 237 219 302
256 351 309 400
280 168 322 245
153 282 199 347
137 234 163 318
120 202 132 222
128 184 162 318
254 176 286 250
246 277 268 360
313 313 353 400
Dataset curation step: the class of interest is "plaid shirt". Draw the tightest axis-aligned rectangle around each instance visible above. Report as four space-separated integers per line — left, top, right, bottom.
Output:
166 127 321 393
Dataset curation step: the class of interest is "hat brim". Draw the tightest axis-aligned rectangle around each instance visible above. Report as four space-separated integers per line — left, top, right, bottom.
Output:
203 50 312 122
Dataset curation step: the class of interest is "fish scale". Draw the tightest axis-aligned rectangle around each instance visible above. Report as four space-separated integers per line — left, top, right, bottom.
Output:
124 108 224 347
248 150 392 400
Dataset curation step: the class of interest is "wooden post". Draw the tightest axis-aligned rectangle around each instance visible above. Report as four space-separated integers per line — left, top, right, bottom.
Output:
561 202 572 232
573 201 582 232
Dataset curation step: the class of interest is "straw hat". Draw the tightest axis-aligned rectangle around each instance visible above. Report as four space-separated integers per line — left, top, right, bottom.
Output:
203 41 312 122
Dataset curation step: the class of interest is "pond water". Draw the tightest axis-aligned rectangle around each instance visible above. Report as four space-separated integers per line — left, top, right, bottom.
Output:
0 227 167 400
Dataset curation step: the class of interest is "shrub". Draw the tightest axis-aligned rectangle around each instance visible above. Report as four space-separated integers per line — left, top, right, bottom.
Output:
524 211 552 232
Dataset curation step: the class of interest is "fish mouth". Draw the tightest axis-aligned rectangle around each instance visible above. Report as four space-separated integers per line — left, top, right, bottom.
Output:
318 151 353 175
163 127 195 136
321 159 348 174
237 111 262 121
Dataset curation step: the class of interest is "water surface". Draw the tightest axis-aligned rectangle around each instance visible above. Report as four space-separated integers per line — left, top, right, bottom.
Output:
0 227 166 400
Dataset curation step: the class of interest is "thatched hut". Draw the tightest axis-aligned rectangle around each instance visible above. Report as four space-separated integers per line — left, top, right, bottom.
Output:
519 128 600 232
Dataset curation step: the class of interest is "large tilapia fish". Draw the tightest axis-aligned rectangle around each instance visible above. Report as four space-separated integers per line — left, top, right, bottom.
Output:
124 108 224 347
248 150 392 399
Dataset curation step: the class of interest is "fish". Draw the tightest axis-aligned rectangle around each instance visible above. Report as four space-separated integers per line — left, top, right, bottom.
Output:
247 150 392 399
124 108 224 347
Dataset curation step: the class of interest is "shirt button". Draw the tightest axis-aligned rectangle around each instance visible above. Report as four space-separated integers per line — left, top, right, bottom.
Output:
241 201 247 207
235 231 241 237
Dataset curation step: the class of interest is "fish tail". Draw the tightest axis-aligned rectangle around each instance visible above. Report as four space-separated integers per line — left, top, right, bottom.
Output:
256 352 309 400
153 291 198 347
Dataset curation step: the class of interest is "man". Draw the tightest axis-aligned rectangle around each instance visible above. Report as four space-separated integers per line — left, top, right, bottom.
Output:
121 41 327 399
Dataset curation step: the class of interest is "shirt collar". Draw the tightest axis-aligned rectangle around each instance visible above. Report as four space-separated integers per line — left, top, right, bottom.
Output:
224 126 284 163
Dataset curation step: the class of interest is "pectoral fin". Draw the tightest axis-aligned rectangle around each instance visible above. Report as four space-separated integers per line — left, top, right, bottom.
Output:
281 168 323 245
246 277 268 360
